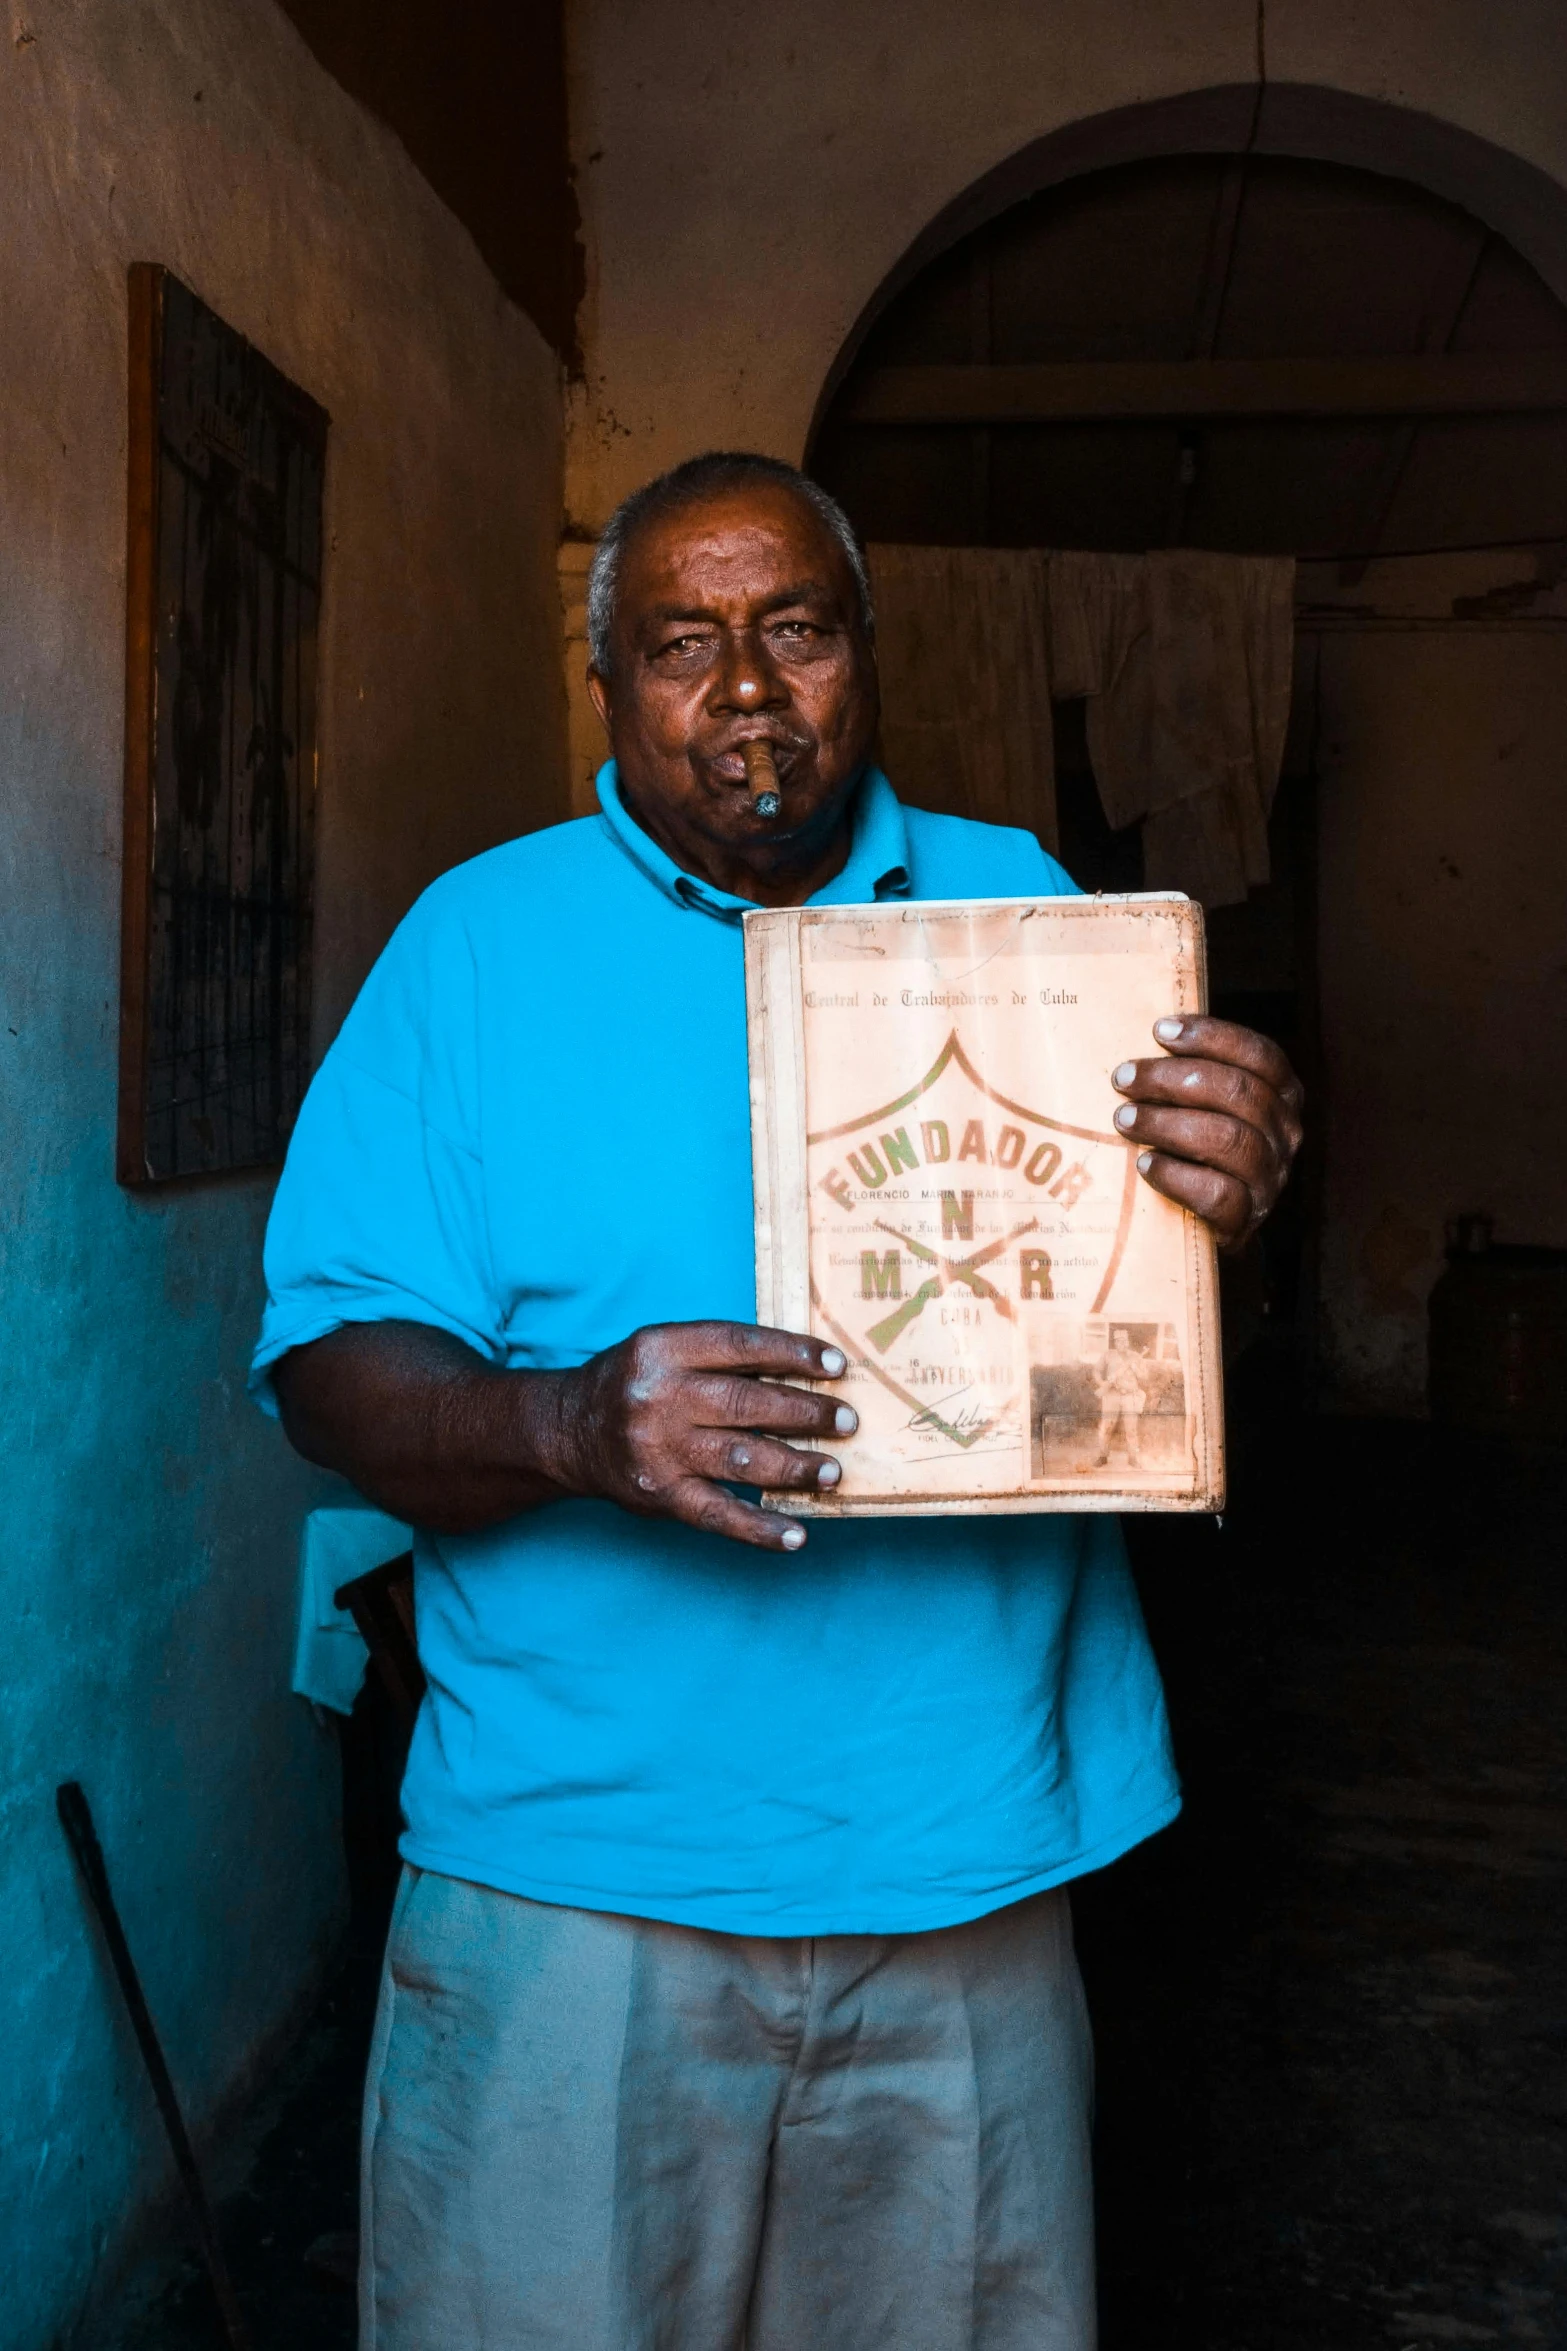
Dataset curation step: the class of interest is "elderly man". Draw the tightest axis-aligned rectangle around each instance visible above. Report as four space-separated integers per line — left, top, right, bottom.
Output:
255 451 1302 2350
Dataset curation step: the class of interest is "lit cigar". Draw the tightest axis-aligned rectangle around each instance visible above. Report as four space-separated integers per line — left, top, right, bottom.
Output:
742 739 782 821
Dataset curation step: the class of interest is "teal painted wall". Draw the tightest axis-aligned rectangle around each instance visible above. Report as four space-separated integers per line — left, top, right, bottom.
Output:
0 4 566 2342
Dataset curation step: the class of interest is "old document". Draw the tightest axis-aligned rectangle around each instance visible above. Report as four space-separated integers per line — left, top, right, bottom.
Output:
745 895 1223 1515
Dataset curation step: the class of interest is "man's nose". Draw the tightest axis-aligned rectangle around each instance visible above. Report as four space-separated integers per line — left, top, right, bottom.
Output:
709 628 787 713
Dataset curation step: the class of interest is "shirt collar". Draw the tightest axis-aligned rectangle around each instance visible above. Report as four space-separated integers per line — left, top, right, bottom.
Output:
595 760 911 919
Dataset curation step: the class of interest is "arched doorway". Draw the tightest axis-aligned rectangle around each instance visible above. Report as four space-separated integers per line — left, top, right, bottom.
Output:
811 144 1567 1418
812 152 1567 559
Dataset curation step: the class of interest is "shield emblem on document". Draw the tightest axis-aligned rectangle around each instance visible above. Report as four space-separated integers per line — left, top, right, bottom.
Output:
806 1030 1138 1464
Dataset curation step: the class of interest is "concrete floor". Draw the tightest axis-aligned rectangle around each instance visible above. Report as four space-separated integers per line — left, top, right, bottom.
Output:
114 1403 1567 2350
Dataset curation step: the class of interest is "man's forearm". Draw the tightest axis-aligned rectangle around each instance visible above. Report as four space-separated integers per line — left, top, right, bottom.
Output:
276 1313 853 1551
274 1321 582 1532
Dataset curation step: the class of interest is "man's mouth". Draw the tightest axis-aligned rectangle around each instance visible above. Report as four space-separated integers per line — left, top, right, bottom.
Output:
708 734 808 785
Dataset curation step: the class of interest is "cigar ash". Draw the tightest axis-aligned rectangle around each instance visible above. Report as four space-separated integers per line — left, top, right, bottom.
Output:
742 740 783 822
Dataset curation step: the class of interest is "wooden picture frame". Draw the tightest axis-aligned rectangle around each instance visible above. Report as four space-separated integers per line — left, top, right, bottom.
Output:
118 265 328 1186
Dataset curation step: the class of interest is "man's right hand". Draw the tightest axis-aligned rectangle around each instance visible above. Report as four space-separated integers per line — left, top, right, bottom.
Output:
274 1316 855 1550
553 1322 855 1551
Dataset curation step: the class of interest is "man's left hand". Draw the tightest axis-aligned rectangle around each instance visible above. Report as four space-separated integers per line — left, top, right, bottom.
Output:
1110 1016 1304 1250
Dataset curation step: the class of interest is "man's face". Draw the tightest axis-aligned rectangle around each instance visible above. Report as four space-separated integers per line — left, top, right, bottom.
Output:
587 483 879 894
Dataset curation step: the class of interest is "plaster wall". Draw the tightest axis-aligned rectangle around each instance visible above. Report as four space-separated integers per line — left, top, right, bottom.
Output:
564 0 1567 524
0 4 564 2343
559 0 1567 807
1313 618 1567 1413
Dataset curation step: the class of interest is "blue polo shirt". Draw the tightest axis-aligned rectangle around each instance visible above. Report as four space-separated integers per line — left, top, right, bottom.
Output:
253 764 1178 1933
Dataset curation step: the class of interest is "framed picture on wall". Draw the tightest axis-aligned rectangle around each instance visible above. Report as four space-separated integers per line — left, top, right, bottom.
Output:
117 263 328 1187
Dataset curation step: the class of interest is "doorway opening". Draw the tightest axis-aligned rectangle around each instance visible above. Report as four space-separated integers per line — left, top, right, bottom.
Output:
811 139 1567 2350
811 146 1567 1414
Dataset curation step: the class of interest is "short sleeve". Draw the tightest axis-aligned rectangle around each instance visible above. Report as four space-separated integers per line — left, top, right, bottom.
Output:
249 884 501 1415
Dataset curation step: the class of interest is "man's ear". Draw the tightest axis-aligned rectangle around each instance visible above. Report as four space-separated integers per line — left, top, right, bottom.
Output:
586 667 613 742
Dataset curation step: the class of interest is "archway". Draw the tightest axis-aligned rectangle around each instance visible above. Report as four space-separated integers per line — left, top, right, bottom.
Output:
807 84 1567 448
810 126 1567 1420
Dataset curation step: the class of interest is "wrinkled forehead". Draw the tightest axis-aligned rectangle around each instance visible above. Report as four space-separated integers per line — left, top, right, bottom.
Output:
617 484 858 626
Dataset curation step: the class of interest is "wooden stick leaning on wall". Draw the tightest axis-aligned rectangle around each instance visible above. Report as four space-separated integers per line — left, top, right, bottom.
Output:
56 1780 253 2351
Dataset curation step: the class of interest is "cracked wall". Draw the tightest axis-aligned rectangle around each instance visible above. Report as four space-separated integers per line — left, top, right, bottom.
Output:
1309 554 1567 1411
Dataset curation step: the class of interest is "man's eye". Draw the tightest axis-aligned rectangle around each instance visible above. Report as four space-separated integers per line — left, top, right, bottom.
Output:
772 621 817 642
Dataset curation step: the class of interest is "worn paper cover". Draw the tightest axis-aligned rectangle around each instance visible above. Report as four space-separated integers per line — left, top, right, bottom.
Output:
744 895 1224 1515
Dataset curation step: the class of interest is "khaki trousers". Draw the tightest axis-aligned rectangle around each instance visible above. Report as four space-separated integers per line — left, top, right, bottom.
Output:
362 1866 1096 2350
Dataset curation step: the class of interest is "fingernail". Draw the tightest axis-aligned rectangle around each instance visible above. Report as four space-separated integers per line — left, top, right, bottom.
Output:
817 1458 841 1487
1137 1150 1154 1174
731 1447 750 1472
820 1346 846 1376
1112 1061 1137 1089
834 1404 858 1435
781 1524 806 1550
1154 1018 1185 1043
1115 1103 1137 1130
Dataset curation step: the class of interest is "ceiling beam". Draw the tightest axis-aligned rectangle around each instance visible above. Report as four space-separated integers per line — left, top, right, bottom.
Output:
841 355 1567 425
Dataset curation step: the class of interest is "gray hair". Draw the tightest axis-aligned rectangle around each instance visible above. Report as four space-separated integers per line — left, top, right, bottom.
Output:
584 451 875 677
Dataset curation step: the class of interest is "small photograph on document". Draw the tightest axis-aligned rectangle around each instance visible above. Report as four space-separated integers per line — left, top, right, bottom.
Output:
1029 1320 1188 1479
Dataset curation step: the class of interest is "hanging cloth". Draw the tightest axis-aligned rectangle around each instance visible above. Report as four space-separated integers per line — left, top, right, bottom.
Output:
867 543 1295 906
865 545 1058 851
1046 549 1296 906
